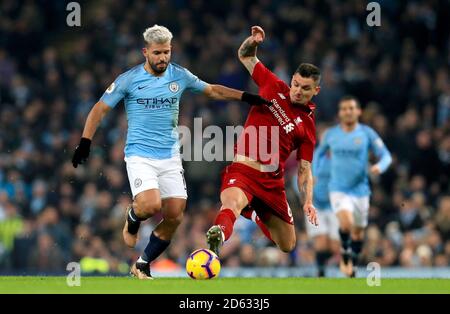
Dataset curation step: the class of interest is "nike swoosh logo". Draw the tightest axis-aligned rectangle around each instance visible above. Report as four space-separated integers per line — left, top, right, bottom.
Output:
138 85 148 90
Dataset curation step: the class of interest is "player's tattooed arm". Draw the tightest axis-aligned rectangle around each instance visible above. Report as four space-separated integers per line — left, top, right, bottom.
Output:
238 26 264 74
298 159 318 226
239 37 258 58
297 160 313 202
238 38 260 74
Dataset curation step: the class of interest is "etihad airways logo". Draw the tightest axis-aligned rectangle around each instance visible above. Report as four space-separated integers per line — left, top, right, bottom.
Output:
137 98 177 106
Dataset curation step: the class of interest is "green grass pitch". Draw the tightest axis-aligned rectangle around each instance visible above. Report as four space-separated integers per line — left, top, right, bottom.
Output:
1 277 449 294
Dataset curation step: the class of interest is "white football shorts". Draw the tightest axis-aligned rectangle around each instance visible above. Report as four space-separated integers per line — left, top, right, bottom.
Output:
125 155 187 199
305 209 340 240
329 192 370 228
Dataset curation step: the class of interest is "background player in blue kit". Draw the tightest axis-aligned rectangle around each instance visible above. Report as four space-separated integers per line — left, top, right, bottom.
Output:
308 129 340 277
293 126 340 277
315 96 392 277
71 25 269 279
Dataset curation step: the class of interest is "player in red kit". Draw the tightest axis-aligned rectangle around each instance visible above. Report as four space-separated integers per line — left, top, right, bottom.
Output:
206 26 320 255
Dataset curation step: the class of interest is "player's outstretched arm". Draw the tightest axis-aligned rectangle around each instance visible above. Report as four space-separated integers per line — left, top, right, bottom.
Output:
72 100 111 168
238 26 264 75
297 159 318 226
203 84 270 106
368 128 393 175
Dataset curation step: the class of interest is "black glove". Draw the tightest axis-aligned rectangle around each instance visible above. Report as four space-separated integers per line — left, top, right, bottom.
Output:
72 137 91 168
241 92 271 106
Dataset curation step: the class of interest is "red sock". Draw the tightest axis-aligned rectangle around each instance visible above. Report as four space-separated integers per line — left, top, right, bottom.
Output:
255 215 274 243
214 208 236 241
241 208 274 243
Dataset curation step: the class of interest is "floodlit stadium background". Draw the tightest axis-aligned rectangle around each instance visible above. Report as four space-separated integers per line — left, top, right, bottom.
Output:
0 0 449 277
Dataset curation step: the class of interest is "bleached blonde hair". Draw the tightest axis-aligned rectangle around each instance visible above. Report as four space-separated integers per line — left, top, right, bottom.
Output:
143 24 173 46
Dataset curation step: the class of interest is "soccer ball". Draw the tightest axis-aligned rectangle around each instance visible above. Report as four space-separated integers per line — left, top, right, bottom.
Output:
186 249 221 279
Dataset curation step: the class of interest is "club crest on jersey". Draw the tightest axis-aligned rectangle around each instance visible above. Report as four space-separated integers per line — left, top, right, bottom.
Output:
354 137 362 145
278 93 286 100
169 81 179 93
294 116 302 125
283 123 295 134
374 138 384 148
106 82 116 94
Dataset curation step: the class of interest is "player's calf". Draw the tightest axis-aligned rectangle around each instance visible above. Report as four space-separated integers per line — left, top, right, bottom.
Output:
264 215 296 253
207 187 248 255
155 213 184 239
134 196 162 218
123 205 145 248
156 197 186 240
123 191 163 248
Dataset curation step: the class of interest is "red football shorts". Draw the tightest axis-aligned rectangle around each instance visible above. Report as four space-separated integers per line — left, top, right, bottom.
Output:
220 162 294 224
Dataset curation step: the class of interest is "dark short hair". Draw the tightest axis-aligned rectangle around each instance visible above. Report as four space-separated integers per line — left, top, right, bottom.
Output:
339 95 361 108
295 63 321 85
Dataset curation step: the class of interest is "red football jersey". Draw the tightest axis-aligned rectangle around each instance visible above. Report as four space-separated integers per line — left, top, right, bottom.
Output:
235 62 316 173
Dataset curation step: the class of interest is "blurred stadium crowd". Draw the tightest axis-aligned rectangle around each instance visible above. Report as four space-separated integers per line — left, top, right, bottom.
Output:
0 0 449 274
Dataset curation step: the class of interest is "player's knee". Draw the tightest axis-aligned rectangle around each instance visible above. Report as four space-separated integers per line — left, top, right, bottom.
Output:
135 198 161 217
221 199 244 213
221 189 247 213
314 235 328 251
340 225 351 234
278 239 297 253
338 215 353 232
340 221 352 233
351 228 364 241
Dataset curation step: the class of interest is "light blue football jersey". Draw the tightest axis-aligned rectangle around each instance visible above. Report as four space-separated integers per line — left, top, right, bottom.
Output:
315 123 392 197
100 62 207 159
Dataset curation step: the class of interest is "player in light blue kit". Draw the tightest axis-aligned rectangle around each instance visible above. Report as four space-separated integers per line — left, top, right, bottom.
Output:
292 126 340 277
71 25 269 279
315 96 392 277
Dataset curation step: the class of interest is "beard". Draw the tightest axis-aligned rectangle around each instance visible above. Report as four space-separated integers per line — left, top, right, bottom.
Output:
150 60 168 74
291 97 307 106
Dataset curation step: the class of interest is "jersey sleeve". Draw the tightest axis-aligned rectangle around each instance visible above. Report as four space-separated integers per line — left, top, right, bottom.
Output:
296 137 315 162
367 126 392 173
252 61 280 88
183 68 207 94
296 120 316 163
100 73 130 108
